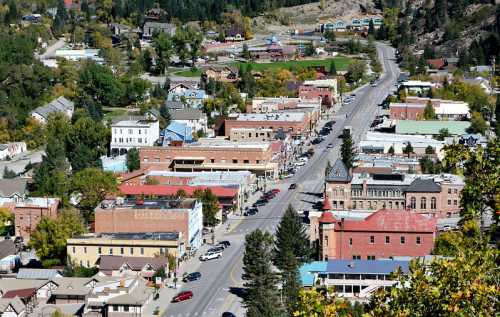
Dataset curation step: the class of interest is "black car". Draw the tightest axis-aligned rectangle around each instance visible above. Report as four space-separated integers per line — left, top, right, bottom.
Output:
183 272 202 282
222 313 236 317
219 240 231 248
244 207 258 216
208 246 224 253
289 183 297 190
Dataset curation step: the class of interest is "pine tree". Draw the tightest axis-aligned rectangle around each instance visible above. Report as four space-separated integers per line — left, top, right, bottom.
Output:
403 142 414 158
243 230 283 317
388 145 395 156
126 148 140 171
325 160 332 177
341 132 354 169
368 20 375 36
329 60 337 76
423 101 436 120
281 250 301 313
495 94 500 138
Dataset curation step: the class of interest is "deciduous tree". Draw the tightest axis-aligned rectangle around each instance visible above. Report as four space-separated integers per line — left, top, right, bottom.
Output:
126 148 140 172
423 101 436 120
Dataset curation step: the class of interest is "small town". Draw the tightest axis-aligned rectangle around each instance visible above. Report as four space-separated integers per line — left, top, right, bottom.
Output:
0 0 498 316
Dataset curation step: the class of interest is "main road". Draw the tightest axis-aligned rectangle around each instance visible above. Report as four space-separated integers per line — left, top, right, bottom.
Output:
163 42 399 317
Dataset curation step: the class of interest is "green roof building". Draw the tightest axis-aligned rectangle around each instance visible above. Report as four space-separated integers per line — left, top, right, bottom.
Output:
395 120 470 135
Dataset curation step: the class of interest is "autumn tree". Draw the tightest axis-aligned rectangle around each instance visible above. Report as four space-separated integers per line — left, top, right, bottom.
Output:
345 60 366 83
294 288 364 317
423 101 436 120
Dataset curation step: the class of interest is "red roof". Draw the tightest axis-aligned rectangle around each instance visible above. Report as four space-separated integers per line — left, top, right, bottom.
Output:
322 197 332 210
119 169 146 182
119 184 238 198
427 58 446 69
339 209 436 233
319 211 336 224
3 288 37 299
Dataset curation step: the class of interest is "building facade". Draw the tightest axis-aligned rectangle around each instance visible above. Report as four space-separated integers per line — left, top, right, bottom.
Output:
324 159 463 217
224 112 310 136
229 128 274 142
111 117 160 155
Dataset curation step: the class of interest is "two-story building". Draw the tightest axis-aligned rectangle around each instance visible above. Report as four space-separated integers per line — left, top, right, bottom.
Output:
110 116 160 155
170 109 208 134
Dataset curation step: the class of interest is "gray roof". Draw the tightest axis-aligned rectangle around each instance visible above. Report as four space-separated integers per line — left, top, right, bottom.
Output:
171 109 203 121
106 279 153 305
0 178 27 198
0 297 25 314
99 255 167 273
0 279 50 294
406 178 441 193
325 159 352 182
31 96 74 120
164 100 185 111
17 268 62 280
0 240 16 260
51 277 94 296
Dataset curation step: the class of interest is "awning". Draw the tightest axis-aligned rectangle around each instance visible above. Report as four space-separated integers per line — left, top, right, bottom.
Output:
173 156 206 160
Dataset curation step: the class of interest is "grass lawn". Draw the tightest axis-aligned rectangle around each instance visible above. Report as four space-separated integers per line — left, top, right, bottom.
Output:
234 57 352 72
102 107 128 120
174 68 202 77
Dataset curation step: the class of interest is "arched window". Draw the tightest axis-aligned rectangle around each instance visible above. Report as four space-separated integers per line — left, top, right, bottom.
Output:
410 197 416 209
431 197 437 210
420 197 427 210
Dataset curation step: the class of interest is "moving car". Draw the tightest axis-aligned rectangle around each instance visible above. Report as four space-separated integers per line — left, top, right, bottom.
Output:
253 199 267 207
327 143 334 149
289 183 297 190
199 251 222 261
294 161 306 167
172 291 193 302
219 240 231 248
183 272 202 282
208 246 225 253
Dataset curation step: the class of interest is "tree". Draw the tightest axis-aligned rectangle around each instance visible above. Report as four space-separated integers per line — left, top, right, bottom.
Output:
159 103 171 129
436 128 450 141
29 210 84 265
0 208 14 234
294 288 364 316
78 62 124 110
243 230 283 317
388 145 395 156
173 28 189 65
71 168 118 221
325 160 332 177
323 31 336 43
368 20 375 36
442 142 469 174
186 27 203 67
469 111 487 135
402 142 413 157
366 246 499 316
2 166 16 179
126 148 140 172
345 60 366 83
432 220 482 257
194 188 219 227
423 101 436 120
495 94 500 138
425 145 435 155
341 132 354 169
329 59 337 76
153 32 174 74
242 43 251 59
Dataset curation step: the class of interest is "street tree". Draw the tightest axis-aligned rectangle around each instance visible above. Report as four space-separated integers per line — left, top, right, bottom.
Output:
325 160 332 177
329 59 337 75
243 229 283 317
126 148 140 172
423 101 436 120
341 132 355 169
388 145 395 156
403 142 414 158
193 188 219 227
425 145 435 155
345 60 366 83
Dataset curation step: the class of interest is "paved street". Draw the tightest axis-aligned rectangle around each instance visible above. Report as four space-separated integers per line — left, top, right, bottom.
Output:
161 42 399 317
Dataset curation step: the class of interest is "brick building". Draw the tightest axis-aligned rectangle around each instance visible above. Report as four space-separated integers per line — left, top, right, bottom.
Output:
317 209 437 261
224 112 310 137
95 198 203 251
299 84 334 106
139 139 278 178
389 97 469 121
229 128 274 142
0 197 59 241
324 159 463 217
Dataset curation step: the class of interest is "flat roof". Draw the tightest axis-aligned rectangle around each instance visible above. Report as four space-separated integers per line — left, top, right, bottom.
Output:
233 112 305 122
111 119 157 127
73 232 180 241
188 139 271 150
100 198 198 210
396 120 471 135
326 259 410 274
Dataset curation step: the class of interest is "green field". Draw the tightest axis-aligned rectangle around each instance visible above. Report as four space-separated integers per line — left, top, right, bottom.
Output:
173 57 352 77
102 107 128 120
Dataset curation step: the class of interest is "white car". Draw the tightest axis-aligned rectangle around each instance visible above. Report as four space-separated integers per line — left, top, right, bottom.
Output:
199 252 222 261
299 157 309 162
294 161 306 167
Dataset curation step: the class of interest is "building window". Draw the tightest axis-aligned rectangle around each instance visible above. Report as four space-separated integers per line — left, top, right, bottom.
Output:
324 236 328 246
431 197 437 209
400 236 406 244
410 197 416 209
367 255 375 260
448 199 451 205
113 306 118 312
138 138 142 143
353 201 357 209
420 197 426 210
454 188 458 194
79 260 83 266
130 248 134 255
388 201 393 209
244 160 249 164
72 246 75 253
120 247 124 255
416 236 421 245
352 255 361 260
140 247 144 255
210 159 215 163
232 159 238 163
124 306 129 312
84 247 87 254
448 188 452 194
87 260 89 267
128 129 132 134
369 236 374 244
385 236 390 244
109 248 113 255
98 247 102 254
349 238 352 245
453 200 457 205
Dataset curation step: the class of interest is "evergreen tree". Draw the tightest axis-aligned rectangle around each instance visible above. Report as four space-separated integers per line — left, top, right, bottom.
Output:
325 160 332 177
53 0 68 34
2 166 16 179
368 20 375 36
388 145 395 156
495 94 500 138
159 102 171 129
4 0 18 24
329 60 337 76
341 132 354 169
126 148 140 171
281 250 301 313
403 142 414 157
423 101 436 120
243 230 283 317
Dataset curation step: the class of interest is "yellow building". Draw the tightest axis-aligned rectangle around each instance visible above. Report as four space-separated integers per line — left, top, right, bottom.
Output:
67 232 183 268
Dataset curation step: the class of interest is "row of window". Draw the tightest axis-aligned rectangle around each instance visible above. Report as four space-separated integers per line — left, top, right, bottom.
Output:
352 200 405 210
142 157 262 164
71 246 168 256
447 188 459 194
347 235 422 245
351 189 403 198
113 129 149 135
113 138 147 144
409 197 437 210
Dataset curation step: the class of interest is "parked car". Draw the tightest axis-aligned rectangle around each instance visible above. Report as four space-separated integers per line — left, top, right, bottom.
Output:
299 157 309 162
327 143 334 149
253 199 267 207
208 246 225 253
172 291 193 302
183 272 202 282
222 313 236 317
294 161 306 167
200 251 222 261
270 188 280 194
219 240 231 248
289 183 297 190
244 207 258 216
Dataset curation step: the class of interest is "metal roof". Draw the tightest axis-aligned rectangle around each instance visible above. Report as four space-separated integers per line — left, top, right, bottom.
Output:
325 159 351 182
325 259 410 274
406 178 441 193
396 120 471 135
16 268 62 280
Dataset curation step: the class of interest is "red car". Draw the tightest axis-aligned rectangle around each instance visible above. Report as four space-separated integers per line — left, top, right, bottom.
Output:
172 291 193 302
271 188 281 194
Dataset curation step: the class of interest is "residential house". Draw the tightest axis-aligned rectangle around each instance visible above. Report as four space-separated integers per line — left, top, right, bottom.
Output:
316 209 436 261
48 277 97 305
202 66 238 83
463 77 493 94
166 89 207 109
299 259 409 300
164 100 186 111
110 116 160 155
225 25 244 41
0 297 26 316
98 255 168 279
67 232 184 268
30 97 74 125
0 179 28 201
0 143 27 161
162 122 193 145
426 58 446 70
142 22 176 39
324 159 464 217
54 49 104 63
16 269 62 280
170 109 208 134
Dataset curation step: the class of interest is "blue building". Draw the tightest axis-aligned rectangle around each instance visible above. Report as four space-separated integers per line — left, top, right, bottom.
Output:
162 122 193 145
166 89 207 109
300 259 409 301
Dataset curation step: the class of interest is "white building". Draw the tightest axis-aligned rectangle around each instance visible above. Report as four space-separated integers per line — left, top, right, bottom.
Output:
0 143 27 161
170 109 208 134
435 101 470 120
111 117 160 155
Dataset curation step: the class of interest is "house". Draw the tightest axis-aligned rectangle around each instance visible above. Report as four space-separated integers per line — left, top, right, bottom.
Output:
166 89 207 109
16 269 62 280
0 143 27 161
316 209 437 261
426 58 446 70
84 277 153 317
463 77 492 94
54 49 104 63
389 97 470 121
202 66 238 83
299 259 409 300
142 22 176 39
30 97 74 125
225 25 244 41
67 232 184 268
0 179 28 201
0 279 56 299
0 297 26 316
110 116 160 155
324 158 464 216
302 79 338 103
162 122 193 145
98 255 168 279
164 100 186 111
170 109 208 134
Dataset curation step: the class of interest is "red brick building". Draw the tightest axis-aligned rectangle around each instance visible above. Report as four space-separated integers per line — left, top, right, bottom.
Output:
318 209 437 261
224 112 310 136
299 84 334 106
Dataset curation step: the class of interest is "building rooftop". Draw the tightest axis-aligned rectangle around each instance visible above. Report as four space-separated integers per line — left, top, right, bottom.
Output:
232 112 305 122
0 297 25 314
350 173 463 187
400 80 434 87
325 259 410 274
16 268 62 280
111 118 158 128
73 232 180 241
99 255 167 274
170 109 204 121
406 178 441 192
99 197 198 210
118 184 238 198
396 120 471 135
30 96 74 120
187 138 271 150
325 159 351 182
0 178 28 198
